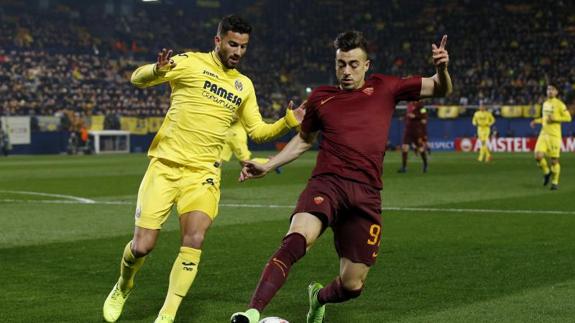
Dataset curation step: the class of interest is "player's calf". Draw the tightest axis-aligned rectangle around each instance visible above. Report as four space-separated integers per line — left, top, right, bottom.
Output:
543 172 552 186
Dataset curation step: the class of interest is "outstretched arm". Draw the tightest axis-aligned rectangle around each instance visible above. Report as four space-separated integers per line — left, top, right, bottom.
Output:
239 131 316 182
240 100 305 144
131 48 178 88
420 35 453 98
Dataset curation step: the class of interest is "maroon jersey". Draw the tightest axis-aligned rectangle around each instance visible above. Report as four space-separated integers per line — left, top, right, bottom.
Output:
402 101 428 146
404 101 428 135
302 74 422 189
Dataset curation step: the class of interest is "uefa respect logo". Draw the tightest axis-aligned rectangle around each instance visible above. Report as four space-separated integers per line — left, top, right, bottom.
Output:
460 138 473 152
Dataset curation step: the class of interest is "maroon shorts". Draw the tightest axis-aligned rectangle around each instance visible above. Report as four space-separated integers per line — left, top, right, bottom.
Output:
293 174 382 266
402 130 426 147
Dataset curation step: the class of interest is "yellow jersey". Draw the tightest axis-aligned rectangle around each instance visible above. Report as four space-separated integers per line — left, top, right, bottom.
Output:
131 51 298 168
472 110 495 129
533 97 572 138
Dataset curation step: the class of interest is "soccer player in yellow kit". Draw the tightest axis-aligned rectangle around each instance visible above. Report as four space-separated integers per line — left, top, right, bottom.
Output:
472 103 495 162
102 15 302 323
221 117 272 166
222 118 254 163
530 84 572 190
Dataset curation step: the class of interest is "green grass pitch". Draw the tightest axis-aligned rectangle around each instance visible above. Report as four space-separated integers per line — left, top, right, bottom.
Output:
0 152 574 322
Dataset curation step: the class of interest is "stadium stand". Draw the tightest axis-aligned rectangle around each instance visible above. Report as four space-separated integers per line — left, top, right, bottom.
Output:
0 0 573 154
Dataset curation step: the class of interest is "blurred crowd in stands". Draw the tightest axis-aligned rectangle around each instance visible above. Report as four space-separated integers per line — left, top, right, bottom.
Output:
1 0 574 125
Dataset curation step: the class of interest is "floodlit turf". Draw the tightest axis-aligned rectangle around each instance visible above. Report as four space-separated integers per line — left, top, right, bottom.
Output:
1 152 574 322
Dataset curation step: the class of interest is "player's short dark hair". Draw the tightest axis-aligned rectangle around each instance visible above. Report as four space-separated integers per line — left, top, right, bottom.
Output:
547 83 559 92
334 31 368 53
217 15 252 36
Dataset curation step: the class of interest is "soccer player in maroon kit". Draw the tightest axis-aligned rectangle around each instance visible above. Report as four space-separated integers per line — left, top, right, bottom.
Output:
398 100 429 173
231 31 452 323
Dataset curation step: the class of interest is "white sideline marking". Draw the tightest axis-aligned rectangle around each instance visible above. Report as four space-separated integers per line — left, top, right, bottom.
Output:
0 192 574 215
0 199 125 205
0 190 96 204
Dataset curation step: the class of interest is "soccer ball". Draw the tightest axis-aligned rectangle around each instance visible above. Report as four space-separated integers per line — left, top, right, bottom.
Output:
259 317 289 323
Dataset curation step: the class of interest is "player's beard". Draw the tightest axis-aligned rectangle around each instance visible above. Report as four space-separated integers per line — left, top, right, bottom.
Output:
227 55 240 68
218 50 240 69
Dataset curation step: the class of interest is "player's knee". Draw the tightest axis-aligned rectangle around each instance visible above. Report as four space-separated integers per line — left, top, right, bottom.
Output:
550 158 559 165
288 213 322 247
340 276 365 292
182 231 206 249
131 241 154 257
287 229 316 248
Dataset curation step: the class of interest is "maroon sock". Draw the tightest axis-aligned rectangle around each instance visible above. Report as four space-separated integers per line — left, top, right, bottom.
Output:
248 232 307 311
318 277 363 305
401 151 408 168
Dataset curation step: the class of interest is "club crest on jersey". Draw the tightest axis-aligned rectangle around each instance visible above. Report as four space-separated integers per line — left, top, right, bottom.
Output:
362 87 374 96
313 196 324 205
235 79 243 92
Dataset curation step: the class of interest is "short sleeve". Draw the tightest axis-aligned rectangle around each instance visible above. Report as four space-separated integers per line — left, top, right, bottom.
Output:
393 76 422 102
301 91 321 134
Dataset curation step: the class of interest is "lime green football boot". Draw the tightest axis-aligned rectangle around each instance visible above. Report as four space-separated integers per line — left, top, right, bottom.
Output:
103 282 132 322
230 308 260 323
307 282 326 323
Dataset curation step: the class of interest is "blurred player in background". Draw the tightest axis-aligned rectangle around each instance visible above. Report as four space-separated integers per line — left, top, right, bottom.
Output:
102 15 303 323
472 102 495 162
0 121 10 156
530 84 572 190
231 30 452 323
398 100 429 173
221 116 282 174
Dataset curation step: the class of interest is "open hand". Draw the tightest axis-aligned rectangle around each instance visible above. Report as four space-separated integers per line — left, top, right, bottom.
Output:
155 48 176 75
432 35 449 70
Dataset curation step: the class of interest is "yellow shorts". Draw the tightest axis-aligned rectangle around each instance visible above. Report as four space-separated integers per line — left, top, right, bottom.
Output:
221 122 251 162
477 128 490 142
534 134 561 158
134 158 221 230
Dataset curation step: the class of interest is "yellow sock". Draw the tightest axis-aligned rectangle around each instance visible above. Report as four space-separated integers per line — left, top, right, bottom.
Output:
119 241 146 292
484 146 491 160
159 247 202 318
478 141 487 161
551 162 560 185
538 158 550 175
